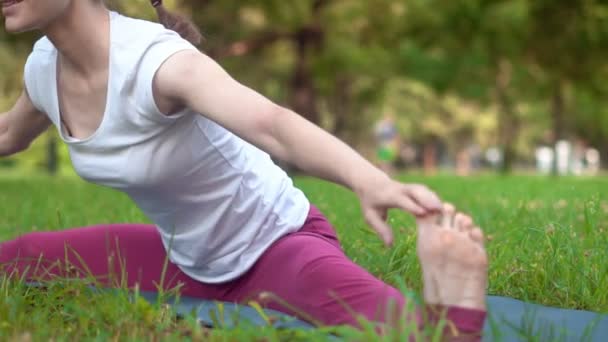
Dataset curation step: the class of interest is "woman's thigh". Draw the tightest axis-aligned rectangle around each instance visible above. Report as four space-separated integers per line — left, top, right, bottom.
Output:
226 211 406 327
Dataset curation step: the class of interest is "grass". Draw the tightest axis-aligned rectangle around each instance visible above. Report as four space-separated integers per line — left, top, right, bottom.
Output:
0 173 607 340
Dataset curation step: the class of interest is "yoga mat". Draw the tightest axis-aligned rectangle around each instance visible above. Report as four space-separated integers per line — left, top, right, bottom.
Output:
484 296 608 341
18 284 608 340
137 291 314 330
137 292 608 341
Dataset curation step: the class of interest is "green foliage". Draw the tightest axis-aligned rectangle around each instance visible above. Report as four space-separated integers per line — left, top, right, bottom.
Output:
0 0 607 172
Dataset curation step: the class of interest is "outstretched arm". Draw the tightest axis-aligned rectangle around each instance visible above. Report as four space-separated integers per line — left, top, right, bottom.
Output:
0 89 51 157
152 50 442 246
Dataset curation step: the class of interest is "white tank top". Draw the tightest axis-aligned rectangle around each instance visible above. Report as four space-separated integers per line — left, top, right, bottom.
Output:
23 11 310 283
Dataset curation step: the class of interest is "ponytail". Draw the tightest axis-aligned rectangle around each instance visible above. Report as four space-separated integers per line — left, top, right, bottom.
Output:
150 0 203 46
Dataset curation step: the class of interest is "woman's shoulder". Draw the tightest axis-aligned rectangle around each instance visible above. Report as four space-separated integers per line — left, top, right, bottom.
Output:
110 11 178 50
110 11 196 78
31 36 55 53
25 12 162 64
26 36 55 65
25 37 55 78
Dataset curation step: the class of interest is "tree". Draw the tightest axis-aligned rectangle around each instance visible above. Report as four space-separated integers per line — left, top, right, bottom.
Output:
396 0 530 172
523 0 608 173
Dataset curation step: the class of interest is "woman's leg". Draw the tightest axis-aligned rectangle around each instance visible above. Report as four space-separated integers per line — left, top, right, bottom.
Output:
0 205 488 338
0 224 220 296
221 205 487 339
225 207 405 326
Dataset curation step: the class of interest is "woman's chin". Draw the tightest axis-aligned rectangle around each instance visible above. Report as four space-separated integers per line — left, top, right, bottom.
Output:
3 18 35 33
3 21 20 33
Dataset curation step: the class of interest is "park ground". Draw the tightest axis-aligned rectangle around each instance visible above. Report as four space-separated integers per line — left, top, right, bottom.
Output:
0 174 607 340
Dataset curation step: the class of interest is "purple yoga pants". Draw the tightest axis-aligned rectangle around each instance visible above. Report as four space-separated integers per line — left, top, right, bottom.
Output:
0 206 485 336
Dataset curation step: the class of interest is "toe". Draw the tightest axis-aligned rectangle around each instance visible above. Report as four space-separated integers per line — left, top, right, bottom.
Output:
441 203 456 229
455 213 474 232
417 214 438 227
470 227 485 246
416 215 443 244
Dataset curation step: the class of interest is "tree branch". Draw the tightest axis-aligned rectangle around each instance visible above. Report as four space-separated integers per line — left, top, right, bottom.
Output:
208 31 293 59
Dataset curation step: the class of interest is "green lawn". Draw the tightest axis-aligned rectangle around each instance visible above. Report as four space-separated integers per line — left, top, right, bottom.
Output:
0 173 607 340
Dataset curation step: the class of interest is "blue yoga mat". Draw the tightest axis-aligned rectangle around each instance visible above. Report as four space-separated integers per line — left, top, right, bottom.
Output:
137 292 608 341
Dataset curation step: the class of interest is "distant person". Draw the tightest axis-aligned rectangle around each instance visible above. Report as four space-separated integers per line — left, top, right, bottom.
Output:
535 146 554 175
571 139 587 175
485 147 502 170
0 1 487 338
585 148 601 175
555 140 572 175
456 144 482 176
374 114 400 174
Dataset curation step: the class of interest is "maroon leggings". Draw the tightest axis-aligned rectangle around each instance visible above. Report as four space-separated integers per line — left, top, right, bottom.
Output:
0 206 485 336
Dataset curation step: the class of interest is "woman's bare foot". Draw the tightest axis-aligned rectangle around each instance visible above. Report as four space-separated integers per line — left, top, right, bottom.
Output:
416 203 488 311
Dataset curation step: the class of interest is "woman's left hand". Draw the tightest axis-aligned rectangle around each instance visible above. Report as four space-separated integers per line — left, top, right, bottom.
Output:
356 176 443 246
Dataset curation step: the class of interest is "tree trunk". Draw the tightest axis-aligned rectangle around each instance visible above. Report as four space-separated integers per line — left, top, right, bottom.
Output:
495 59 519 173
423 141 438 175
551 81 566 175
46 133 58 175
287 0 328 125
331 75 353 139
288 27 322 125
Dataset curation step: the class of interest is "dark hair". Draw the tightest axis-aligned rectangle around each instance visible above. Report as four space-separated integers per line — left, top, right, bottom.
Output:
150 0 203 46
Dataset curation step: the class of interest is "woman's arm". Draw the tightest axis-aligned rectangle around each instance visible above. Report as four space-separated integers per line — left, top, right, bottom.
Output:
152 50 442 245
0 89 51 157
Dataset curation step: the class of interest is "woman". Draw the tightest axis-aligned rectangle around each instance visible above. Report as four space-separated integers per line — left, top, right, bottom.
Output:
0 0 488 339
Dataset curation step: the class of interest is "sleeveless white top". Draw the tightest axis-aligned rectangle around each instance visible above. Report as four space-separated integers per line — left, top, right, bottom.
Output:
23 11 310 283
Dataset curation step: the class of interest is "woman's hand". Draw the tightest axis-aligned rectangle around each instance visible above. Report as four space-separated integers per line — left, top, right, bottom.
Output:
356 175 442 246
0 90 50 157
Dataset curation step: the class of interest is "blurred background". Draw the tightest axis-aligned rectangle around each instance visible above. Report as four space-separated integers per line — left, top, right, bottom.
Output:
1 0 606 176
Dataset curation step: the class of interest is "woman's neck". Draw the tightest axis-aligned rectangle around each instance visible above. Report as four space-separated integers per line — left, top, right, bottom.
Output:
43 2 110 77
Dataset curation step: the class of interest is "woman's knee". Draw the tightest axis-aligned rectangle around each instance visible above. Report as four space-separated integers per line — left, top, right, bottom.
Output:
298 263 405 325
263 236 406 325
